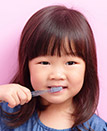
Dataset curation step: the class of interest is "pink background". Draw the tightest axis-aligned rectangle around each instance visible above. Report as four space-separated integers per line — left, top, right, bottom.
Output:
0 0 107 121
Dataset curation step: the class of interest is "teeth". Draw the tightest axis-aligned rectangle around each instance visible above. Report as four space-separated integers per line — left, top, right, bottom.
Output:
48 86 67 89
48 86 64 88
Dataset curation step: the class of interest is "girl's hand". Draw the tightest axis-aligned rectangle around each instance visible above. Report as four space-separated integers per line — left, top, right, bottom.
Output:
0 84 32 108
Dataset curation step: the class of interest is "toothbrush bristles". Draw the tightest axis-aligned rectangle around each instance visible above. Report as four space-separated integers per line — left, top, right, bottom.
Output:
50 87 62 93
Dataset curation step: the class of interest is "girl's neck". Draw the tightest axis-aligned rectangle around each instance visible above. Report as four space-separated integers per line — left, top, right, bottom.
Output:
39 100 75 129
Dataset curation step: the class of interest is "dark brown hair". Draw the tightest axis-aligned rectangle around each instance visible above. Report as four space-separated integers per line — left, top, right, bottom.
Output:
1 5 99 129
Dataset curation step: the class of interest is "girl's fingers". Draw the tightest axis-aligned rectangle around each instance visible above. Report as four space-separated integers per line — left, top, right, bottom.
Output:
16 86 32 105
19 86 32 103
17 90 28 105
7 96 19 108
8 91 30 108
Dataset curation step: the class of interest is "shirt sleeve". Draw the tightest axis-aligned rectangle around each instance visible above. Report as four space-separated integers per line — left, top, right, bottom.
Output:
86 114 107 131
77 114 107 131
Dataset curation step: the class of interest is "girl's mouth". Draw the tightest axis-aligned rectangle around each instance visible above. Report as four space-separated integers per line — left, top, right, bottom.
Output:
48 86 67 91
49 87 63 93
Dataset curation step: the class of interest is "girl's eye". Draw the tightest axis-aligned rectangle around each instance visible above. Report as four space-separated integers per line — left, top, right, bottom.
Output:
39 61 50 65
66 61 76 65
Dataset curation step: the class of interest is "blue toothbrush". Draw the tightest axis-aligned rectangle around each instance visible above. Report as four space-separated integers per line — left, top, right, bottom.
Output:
31 87 62 97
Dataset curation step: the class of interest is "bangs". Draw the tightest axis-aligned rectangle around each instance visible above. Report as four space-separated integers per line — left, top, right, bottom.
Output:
33 35 77 57
44 36 75 56
27 26 86 60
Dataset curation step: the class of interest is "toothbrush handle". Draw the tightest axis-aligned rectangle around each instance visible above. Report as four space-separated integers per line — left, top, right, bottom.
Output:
31 90 49 97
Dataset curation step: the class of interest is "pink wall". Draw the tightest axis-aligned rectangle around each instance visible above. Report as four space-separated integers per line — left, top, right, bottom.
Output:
0 0 107 121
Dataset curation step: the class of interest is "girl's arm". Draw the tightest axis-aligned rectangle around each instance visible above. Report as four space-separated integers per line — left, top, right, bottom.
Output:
0 84 32 108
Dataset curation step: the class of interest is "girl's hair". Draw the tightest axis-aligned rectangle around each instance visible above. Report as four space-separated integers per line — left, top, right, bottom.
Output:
2 5 99 129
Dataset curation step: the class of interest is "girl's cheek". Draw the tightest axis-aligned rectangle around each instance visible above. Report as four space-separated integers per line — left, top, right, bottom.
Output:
30 75 43 91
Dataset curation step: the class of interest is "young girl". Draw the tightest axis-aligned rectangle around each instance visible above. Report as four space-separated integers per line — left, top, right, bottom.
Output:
0 5 107 131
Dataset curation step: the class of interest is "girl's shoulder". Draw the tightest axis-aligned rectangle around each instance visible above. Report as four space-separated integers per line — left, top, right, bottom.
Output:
88 114 107 129
0 102 37 131
0 102 20 130
78 114 107 131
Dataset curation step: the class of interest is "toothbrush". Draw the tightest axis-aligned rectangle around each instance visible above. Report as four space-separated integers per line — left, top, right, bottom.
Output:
31 86 62 97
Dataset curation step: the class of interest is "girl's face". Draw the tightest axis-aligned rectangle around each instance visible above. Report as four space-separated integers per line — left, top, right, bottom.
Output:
28 55 85 104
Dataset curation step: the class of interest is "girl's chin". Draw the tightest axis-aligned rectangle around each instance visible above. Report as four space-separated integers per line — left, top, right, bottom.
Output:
41 97 71 105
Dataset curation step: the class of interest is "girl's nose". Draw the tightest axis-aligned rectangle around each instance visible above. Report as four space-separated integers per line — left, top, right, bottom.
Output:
49 70 66 80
